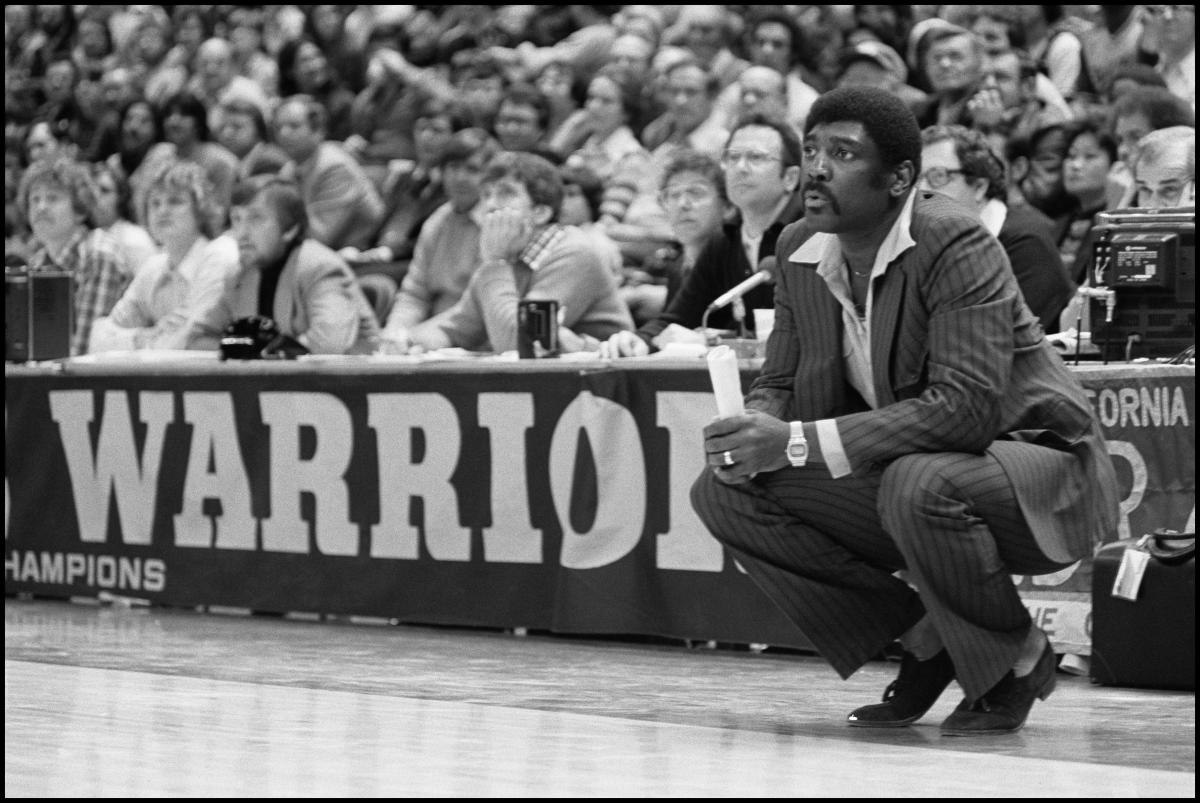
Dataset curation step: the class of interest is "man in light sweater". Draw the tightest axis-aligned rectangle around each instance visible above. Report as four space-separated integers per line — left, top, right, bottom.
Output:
409 151 634 354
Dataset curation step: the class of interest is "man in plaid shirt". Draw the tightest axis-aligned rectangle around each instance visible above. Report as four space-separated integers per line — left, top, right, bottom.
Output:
18 155 130 355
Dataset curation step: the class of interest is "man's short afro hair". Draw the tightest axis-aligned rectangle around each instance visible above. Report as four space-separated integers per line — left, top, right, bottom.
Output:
804 86 922 174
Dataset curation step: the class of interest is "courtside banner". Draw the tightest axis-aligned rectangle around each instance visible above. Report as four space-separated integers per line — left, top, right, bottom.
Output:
5 361 1193 654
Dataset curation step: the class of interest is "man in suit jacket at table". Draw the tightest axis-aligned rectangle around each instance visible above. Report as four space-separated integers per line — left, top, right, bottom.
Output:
690 86 1119 736
189 176 380 355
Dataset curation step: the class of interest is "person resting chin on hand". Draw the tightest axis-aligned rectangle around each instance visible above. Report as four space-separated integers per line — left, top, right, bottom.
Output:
405 152 633 355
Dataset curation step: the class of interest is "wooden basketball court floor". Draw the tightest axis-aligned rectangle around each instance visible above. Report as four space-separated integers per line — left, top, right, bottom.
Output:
5 596 1194 798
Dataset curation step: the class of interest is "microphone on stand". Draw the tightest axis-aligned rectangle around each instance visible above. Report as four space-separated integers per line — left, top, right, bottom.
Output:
707 257 776 311
701 257 777 337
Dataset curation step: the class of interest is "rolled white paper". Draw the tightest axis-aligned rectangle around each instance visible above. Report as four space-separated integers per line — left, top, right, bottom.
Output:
706 344 745 418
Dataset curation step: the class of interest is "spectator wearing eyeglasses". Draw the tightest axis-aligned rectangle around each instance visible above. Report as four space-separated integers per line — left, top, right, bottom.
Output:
614 149 733 327
1105 87 1195 208
600 113 804 358
920 125 1073 334
1131 125 1195 209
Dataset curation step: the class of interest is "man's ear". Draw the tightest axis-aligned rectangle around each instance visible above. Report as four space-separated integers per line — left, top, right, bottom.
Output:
891 161 916 198
1009 155 1030 183
969 176 990 206
531 203 554 227
783 164 801 192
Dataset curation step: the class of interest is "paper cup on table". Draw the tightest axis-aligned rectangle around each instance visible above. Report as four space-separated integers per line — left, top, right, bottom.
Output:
753 308 775 343
706 344 745 418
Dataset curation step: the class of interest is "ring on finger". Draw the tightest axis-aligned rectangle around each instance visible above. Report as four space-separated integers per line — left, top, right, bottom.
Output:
722 450 735 466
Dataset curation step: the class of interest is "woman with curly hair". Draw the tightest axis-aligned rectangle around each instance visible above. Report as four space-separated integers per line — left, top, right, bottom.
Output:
89 159 240 352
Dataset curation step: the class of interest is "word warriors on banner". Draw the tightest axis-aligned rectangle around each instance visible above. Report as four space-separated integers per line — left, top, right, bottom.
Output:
31 389 724 572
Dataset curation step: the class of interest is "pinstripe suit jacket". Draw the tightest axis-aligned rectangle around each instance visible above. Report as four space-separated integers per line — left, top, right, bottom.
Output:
747 192 1119 563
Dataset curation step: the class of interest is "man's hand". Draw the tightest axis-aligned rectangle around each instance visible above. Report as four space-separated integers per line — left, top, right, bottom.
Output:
966 87 1005 131
378 326 412 355
598 330 650 359
702 410 791 484
480 207 533 262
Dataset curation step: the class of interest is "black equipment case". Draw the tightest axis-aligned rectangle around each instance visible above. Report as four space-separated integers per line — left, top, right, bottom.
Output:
1091 531 1195 690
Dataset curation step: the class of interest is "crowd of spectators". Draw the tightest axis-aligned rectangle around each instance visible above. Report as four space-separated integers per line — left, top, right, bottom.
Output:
4 5 1196 357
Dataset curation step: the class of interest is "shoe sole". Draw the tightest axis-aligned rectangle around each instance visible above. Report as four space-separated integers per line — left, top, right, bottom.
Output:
940 724 1025 736
847 716 921 728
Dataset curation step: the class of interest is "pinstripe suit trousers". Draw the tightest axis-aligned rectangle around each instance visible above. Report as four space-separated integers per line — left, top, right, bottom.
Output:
691 446 1074 701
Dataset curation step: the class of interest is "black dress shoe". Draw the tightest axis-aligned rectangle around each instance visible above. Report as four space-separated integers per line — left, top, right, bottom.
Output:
940 639 1057 736
848 649 956 728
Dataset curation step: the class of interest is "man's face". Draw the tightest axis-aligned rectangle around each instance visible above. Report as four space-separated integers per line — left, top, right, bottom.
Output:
919 139 980 213
273 101 321 162
136 25 168 63
535 64 573 102
738 67 786 117
231 194 292 270
101 69 136 109
926 34 981 94
91 170 120 228
1114 112 1152 166
750 21 793 74
43 61 75 103
413 115 453 164
217 111 260 158
1135 157 1194 209
684 9 724 65
659 168 725 248
121 103 157 151
197 42 234 95
494 100 543 153
227 11 262 57
480 175 537 216
799 120 896 234
75 19 107 57
584 76 626 134
665 64 711 132
1141 5 1196 53
558 183 592 226
293 42 328 92
442 154 488 212
982 52 1023 109
461 75 505 120
479 174 545 246
27 180 82 246
607 34 654 84
723 125 795 213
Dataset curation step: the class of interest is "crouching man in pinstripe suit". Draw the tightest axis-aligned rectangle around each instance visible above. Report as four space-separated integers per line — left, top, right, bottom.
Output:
691 87 1118 736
